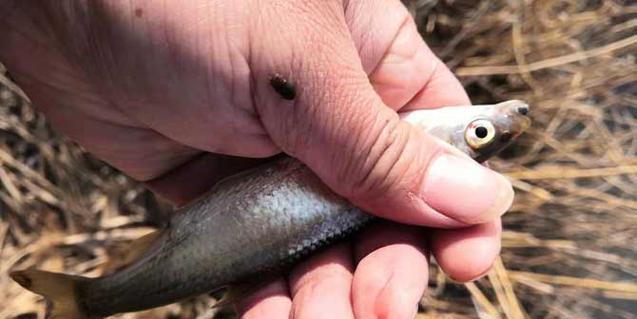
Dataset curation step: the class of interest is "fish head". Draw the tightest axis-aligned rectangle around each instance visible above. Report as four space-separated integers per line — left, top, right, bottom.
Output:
400 100 531 162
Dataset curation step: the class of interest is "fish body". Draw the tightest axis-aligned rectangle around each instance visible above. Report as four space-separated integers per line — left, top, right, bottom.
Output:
10 100 531 318
83 157 371 316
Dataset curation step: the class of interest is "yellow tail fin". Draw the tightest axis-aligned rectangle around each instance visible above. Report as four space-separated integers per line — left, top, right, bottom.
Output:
10 269 91 319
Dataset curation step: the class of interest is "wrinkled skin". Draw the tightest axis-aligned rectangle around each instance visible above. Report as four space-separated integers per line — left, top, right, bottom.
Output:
0 1 513 318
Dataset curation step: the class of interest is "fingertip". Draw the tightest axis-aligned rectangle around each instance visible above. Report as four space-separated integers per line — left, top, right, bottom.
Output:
421 152 514 225
352 224 428 319
288 244 356 319
352 246 427 319
431 219 502 282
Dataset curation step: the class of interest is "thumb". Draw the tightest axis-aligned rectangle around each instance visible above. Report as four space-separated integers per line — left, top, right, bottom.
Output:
248 1 513 227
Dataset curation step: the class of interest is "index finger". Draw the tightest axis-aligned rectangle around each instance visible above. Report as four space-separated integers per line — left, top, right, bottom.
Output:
344 0 470 110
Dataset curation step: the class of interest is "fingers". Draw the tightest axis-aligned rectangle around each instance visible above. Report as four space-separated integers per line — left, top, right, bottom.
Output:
238 216 502 319
237 278 292 319
352 223 429 319
431 219 502 282
344 0 470 110
288 244 355 319
402 60 471 110
243 240 423 319
250 1 513 228
345 1 500 287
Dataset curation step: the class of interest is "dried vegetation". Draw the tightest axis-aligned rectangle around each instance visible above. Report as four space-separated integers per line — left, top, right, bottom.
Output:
1 0 636 318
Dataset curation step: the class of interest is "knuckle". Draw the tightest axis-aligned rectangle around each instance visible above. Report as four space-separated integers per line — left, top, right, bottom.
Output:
339 117 416 203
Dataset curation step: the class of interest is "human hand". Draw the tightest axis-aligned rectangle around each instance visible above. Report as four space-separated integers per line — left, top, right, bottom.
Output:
0 1 512 318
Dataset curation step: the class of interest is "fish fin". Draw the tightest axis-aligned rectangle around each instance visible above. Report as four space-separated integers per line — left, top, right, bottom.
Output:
10 269 92 319
101 230 161 274
213 284 252 308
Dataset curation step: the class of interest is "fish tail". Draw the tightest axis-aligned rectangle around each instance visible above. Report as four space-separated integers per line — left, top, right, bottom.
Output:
10 269 92 319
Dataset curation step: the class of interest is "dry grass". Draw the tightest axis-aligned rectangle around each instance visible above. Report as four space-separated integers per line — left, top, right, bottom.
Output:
1 0 636 318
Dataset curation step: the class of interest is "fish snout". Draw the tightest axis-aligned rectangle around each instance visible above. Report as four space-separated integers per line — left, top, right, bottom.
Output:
498 100 530 116
493 100 532 139
509 111 532 137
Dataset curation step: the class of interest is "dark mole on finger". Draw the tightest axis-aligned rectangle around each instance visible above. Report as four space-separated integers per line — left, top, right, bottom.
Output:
269 74 296 100
134 8 143 17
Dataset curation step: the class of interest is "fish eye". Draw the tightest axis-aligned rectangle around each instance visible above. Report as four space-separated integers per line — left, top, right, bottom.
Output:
465 119 496 149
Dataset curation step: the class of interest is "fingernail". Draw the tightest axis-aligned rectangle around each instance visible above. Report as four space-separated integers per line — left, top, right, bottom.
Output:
421 153 514 224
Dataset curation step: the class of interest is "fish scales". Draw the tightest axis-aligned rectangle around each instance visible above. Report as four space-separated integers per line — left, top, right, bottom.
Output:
9 100 532 318
83 158 373 315
80 158 372 315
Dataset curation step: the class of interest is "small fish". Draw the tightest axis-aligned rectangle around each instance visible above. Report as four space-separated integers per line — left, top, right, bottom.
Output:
10 100 531 319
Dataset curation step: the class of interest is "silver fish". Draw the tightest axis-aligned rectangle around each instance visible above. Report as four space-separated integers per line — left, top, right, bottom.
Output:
10 100 531 319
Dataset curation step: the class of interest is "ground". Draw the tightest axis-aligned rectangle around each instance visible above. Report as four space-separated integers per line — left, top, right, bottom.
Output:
0 0 635 318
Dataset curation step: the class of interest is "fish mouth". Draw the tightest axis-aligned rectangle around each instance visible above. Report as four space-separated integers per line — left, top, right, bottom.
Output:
507 105 532 136
498 99 532 133
499 132 514 143
507 116 532 138
502 115 531 144
517 115 532 132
